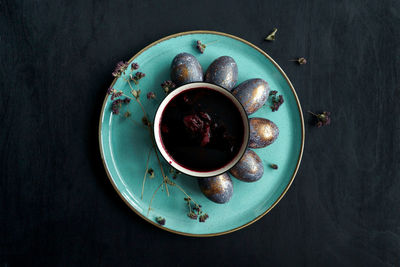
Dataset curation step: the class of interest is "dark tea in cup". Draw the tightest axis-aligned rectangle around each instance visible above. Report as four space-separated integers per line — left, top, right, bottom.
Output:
154 83 249 177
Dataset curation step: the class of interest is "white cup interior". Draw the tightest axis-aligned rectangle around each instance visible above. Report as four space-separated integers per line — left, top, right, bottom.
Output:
153 82 249 178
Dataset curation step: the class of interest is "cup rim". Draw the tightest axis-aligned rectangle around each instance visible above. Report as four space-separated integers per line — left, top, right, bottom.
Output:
153 82 250 178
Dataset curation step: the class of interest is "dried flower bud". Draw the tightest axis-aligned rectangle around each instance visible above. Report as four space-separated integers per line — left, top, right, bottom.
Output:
147 92 156 99
131 62 139 70
111 99 122 115
199 213 209 222
111 91 122 100
142 116 150 126
188 211 198 220
270 92 284 112
270 164 278 170
107 87 115 95
131 72 146 84
131 89 140 99
269 90 278 96
298 57 307 65
161 80 176 94
147 168 154 178
155 216 166 225
265 28 278 41
290 57 307 65
196 40 206 53
137 72 145 79
112 61 129 77
308 111 331 127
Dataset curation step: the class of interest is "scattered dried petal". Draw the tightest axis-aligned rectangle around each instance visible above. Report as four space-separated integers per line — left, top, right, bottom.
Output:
265 28 278 41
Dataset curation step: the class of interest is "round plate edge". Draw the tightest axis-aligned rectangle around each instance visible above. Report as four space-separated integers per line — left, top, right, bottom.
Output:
98 30 305 237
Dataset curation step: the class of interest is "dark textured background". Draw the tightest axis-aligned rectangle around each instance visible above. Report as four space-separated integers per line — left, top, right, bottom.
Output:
1 0 400 266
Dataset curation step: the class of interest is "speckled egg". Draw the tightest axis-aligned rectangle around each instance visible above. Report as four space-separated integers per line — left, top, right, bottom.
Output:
198 173 233 204
229 149 264 182
232 78 270 115
204 56 238 90
249 118 279 148
170 53 203 86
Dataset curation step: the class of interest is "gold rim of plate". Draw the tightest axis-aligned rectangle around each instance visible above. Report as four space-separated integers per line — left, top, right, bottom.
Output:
98 30 305 237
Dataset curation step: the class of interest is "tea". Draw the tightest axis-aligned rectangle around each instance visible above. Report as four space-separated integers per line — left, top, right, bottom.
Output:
159 88 245 172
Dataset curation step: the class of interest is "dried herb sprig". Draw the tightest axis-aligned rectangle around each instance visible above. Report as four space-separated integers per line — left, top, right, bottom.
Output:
109 60 207 222
269 90 284 112
195 40 219 53
308 111 331 127
141 148 152 200
265 28 278 41
185 197 209 223
116 73 171 196
130 72 146 85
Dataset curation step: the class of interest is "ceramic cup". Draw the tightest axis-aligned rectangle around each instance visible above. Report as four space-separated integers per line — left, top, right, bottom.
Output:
153 82 249 178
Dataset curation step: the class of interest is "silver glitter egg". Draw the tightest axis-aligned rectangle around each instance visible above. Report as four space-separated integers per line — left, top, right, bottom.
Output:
170 53 203 86
198 173 233 204
204 56 238 90
229 149 264 182
249 118 279 148
232 78 270 115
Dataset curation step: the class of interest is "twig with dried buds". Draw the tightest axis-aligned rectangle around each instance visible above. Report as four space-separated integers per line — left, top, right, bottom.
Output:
109 60 207 223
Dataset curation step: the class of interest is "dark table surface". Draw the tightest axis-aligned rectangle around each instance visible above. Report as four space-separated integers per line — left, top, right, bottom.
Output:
1 0 400 266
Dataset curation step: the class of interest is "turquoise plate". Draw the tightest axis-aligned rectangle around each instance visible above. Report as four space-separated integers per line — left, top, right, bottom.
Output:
99 31 304 237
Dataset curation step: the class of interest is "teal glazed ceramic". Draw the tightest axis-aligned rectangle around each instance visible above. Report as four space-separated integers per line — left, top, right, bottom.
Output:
99 31 305 236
